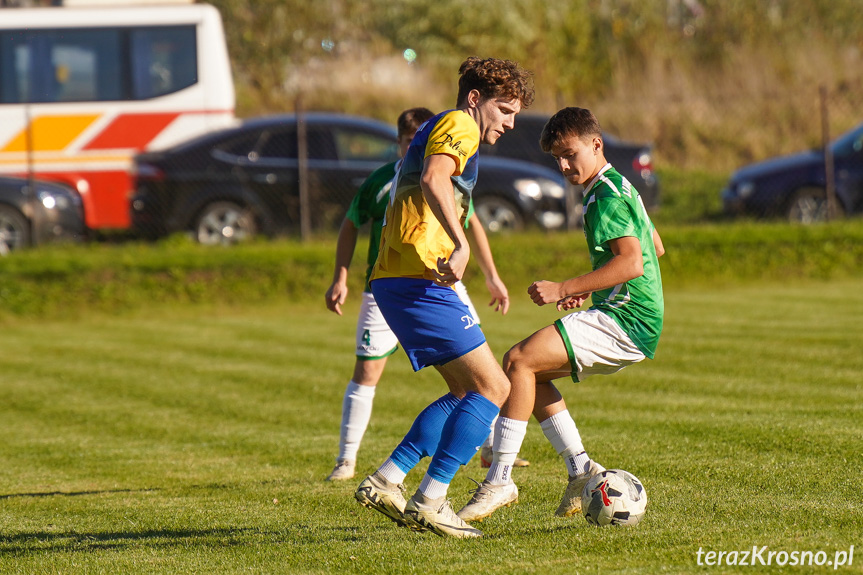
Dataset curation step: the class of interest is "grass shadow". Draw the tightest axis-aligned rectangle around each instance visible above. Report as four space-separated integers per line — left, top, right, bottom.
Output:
0 487 161 500
0 527 262 554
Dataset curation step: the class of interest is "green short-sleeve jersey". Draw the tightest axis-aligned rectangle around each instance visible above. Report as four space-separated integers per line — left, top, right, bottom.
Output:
582 164 664 358
346 160 475 291
345 161 397 291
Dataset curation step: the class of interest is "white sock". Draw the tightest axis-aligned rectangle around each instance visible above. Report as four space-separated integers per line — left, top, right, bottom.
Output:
487 417 528 485
540 410 590 477
418 475 449 500
338 381 376 461
482 415 498 449
377 458 407 485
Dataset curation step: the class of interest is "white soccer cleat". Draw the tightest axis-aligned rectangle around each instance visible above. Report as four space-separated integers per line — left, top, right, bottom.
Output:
457 479 519 522
480 446 530 468
354 472 414 529
555 460 606 517
326 459 356 481
404 492 483 538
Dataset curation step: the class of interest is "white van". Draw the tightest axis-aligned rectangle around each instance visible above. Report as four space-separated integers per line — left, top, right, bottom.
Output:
0 2 235 229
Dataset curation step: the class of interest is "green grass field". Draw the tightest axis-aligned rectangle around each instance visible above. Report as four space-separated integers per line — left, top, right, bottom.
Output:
1 276 861 574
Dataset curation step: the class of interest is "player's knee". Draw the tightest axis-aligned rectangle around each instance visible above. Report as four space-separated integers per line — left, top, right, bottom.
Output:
475 375 510 407
494 376 511 404
502 344 527 377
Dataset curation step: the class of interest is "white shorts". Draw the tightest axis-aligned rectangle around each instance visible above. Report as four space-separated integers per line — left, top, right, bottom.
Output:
555 309 646 382
355 282 480 359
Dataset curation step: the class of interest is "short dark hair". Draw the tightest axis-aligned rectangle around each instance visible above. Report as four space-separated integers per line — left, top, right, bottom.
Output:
540 107 603 153
397 107 434 138
456 57 534 109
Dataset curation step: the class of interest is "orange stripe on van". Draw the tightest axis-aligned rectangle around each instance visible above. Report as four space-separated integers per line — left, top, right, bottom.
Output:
0 115 101 153
83 113 180 151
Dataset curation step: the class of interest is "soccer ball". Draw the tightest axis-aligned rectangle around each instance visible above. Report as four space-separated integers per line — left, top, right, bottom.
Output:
581 469 647 526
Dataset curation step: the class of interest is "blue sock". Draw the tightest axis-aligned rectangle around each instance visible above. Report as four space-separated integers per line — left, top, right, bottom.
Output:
426 391 499 484
389 393 461 474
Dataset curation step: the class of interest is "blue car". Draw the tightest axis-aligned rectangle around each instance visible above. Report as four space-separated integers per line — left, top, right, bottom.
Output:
722 122 863 222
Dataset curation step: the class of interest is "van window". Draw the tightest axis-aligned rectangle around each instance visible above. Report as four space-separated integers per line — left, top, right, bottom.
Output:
130 26 197 99
0 25 197 103
0 32 30 104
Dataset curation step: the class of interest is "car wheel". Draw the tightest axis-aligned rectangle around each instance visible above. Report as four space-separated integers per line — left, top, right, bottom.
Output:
474 196 524 233
0 205 30 255
786 187 845 224
194 201 257 245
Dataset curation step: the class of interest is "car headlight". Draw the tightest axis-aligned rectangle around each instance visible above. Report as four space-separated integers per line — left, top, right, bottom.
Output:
514 178 565 200
38 189 75 211
737 181 756 198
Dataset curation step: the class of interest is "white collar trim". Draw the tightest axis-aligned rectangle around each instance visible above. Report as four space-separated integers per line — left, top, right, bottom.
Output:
582 163 613 196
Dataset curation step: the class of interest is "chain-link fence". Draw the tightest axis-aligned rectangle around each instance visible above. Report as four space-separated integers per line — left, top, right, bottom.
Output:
127 110 666 243
129 85 863 243
6 87 861 248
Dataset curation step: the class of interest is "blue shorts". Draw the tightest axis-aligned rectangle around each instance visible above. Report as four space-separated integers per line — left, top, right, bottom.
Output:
370 277 487 371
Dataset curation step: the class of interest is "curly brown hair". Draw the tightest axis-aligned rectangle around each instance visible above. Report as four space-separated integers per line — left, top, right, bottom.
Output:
539 107 603 153
456 57 534 109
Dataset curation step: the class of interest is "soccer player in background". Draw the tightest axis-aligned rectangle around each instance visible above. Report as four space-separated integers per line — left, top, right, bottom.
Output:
354 57 534 538
457 107 665 522
324 107 522 482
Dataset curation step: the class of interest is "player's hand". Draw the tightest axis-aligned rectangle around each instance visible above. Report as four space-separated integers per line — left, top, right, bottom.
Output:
556 292 591 311
432 246 469 287
485 276 510 315
325 282 348 315
527 280 564 306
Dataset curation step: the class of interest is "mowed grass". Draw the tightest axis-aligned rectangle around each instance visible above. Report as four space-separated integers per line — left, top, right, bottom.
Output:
0 279 861 574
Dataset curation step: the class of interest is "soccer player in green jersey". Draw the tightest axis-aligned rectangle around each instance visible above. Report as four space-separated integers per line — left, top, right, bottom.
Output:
458 107 666 522
325 107 516 482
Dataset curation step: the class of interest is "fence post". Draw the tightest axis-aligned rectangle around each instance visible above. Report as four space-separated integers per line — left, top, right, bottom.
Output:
819 85 838 221
25 92 40 246
296 93 311 241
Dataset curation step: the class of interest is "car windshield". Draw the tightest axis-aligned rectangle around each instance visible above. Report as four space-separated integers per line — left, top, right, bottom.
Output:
830 123 863 157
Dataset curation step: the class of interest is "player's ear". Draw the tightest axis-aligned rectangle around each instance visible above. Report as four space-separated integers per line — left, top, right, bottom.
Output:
466 89 481 109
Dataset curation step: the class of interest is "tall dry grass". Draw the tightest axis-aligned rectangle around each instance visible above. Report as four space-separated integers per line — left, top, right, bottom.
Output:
591 37 863 172
231 11 863 175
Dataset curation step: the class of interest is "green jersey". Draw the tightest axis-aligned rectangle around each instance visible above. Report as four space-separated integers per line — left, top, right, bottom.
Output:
345 161 397 292
582 163 664 358
346 160 476 292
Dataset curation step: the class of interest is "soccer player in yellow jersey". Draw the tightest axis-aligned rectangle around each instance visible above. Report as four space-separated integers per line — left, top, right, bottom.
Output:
324 107 523 482
354 57 534 538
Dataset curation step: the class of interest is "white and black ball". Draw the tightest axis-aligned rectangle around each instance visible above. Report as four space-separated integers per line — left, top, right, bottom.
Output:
581 469 647 526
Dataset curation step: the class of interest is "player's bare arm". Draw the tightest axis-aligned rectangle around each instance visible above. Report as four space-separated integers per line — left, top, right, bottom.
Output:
528 235 644 306
652 227 665 257
420 153 471 285
467 213 509 315
325 217 360 315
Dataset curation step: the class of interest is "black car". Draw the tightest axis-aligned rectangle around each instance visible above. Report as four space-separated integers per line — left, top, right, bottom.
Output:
481 113 661 214
722 122 863 222
0 176 85 254
130 113 567 244
474 155 567 232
